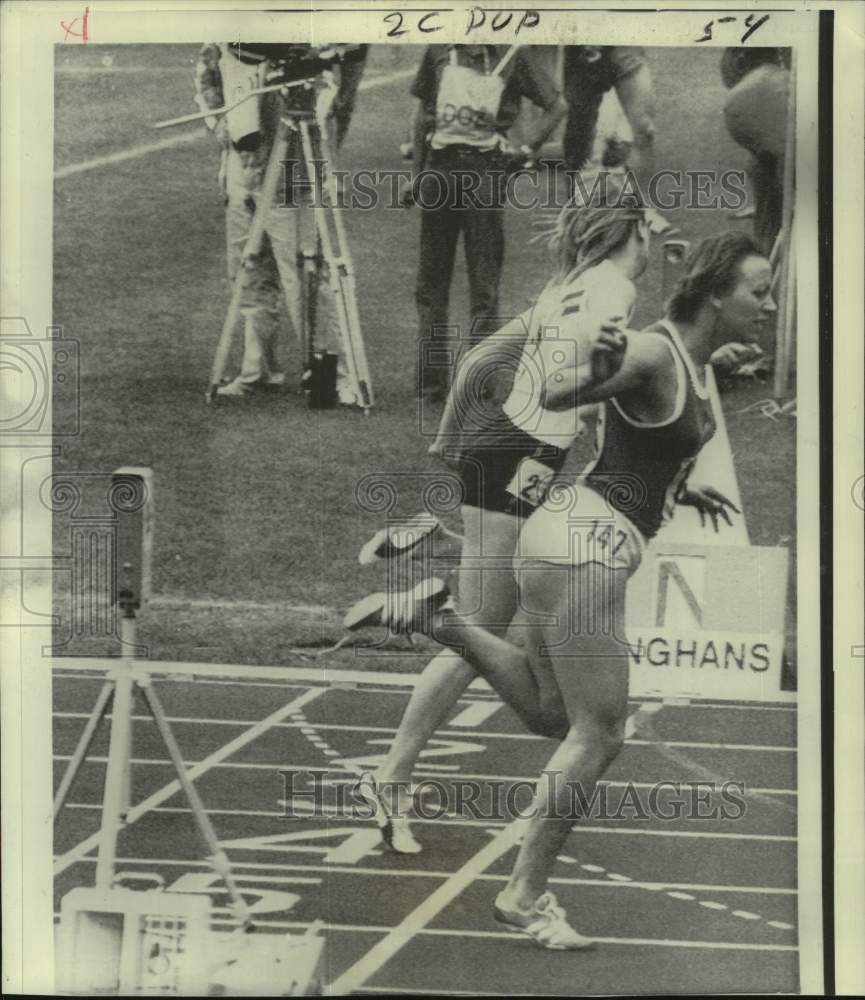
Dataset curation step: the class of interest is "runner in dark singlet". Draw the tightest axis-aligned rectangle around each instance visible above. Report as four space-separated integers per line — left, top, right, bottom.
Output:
353 231 776 948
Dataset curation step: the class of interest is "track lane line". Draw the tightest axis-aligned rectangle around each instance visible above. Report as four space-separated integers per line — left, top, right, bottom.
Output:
54 712 796 753
54 69 415 180
213 917 799 953
51 709 797 753
51 658 799 703
59 799 796 841
52 756 798 799
47 909 797 951
62 854 799 896
52 686 325 876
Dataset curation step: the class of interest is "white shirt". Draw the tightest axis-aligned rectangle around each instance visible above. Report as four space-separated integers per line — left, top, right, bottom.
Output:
503 259 636 447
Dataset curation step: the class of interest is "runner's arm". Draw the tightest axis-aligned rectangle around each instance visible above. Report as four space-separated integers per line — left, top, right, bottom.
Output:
429 309 533 455
542 330 673 409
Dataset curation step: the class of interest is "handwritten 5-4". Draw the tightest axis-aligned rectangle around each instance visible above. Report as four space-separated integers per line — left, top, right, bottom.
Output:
696 13 770 44
384 7 540 39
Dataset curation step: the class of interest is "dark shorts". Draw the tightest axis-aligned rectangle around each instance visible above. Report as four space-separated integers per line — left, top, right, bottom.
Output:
454 418 567 519
561 46 647 171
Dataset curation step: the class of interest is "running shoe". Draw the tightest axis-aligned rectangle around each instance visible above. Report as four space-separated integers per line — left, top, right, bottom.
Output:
353 771 422 854
493 891 595 951
215 379 251 398
343 577 451 633
337 372 359 407
358 512 443 566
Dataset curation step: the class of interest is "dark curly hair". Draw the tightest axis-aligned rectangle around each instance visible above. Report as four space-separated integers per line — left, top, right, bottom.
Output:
667 231 765 323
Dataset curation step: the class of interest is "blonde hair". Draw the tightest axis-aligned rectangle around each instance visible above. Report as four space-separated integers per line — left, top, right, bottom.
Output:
540 172 646 284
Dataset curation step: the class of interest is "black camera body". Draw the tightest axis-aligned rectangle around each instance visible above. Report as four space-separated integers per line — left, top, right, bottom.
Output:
228 43 336 81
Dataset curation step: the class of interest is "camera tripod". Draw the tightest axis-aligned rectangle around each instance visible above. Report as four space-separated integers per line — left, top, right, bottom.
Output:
155 77 373 413
53 569 255 931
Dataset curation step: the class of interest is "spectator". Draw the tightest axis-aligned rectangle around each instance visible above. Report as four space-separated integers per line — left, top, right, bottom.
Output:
561 46 656 184
721 47 792 253
332 44 369 148
407 44 566 403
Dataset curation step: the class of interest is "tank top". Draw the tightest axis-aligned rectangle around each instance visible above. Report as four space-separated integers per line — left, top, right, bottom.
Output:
502 259 636 448
583 318 716 540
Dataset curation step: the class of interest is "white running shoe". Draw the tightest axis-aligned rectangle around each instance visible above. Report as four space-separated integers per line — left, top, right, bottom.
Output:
358 512 443 566
493 891 595 951
353 771 422 854
337 372 359 407
215 379 251 398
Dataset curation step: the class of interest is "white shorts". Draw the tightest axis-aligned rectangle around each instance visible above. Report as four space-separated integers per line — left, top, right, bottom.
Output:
513 478 646 577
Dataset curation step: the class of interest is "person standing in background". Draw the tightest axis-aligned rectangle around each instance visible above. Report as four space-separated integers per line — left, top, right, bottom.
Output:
406 44 566 404
561 46 656 184
720 47 792 254
332 44 369 148
194 43 354 401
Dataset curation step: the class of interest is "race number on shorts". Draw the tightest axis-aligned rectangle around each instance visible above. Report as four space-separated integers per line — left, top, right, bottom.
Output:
505 456 556 509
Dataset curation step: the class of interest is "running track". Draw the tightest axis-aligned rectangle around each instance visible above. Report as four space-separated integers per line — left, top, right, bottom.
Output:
52 661 799 994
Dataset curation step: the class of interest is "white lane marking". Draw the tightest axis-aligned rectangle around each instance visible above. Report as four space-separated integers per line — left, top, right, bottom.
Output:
448 701 501 728
61 798 795 842
51 658 799 703
53 753 797 799
66 854 798 896
327 817 529 994
48 907 798 951
55 65 194 74
53 709 799 757
54 69 415 180
55 131 206 179
214 917 798 952
52 686 325 876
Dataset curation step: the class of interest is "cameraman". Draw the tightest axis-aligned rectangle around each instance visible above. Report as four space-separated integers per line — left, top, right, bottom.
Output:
194 43 351 400
406 44 566 403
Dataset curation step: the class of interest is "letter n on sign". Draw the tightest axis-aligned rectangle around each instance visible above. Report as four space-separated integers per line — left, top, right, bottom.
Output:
654 555 706 627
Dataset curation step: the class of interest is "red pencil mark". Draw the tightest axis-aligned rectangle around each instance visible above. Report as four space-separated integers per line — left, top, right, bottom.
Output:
60 6 89 43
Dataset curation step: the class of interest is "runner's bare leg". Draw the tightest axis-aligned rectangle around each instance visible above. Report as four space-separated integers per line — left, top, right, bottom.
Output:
373 506 521 812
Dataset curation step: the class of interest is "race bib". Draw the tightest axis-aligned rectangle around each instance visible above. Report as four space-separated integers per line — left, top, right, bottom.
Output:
432 63 505 150
505 456 556 509
219 44 264 144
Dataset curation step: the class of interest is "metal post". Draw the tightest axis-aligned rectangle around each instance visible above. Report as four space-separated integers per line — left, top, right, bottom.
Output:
93 612 136 888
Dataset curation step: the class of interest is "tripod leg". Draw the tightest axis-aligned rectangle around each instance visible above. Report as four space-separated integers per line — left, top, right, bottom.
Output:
207 126 292 402
94 665 136 888
299 120 373 412
53 679 114 818
316 122 374 410
139 680 255 931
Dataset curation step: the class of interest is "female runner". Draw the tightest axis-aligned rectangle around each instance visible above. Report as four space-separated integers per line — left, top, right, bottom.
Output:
353 230 775 947
354 177 659 852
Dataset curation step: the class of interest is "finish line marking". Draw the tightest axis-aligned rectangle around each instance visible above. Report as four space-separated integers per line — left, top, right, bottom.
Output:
51 658 798 703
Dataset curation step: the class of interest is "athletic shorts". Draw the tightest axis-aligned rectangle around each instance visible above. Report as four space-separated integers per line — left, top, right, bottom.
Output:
513 478 646 577
454 418 567 520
